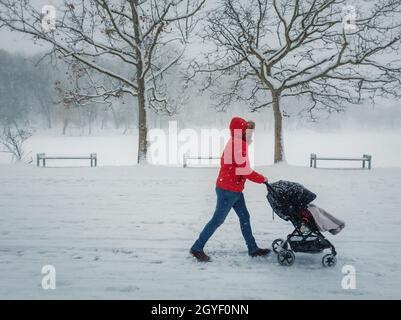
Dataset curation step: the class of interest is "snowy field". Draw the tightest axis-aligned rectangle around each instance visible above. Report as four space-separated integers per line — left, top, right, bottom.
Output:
1 129 400 167
0 162 400 299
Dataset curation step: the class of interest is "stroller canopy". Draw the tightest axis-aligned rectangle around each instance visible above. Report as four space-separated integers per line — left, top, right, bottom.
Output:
267 180 316 221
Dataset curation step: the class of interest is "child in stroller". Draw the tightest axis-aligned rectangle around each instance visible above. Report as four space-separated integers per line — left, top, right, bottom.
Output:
266 180 345 267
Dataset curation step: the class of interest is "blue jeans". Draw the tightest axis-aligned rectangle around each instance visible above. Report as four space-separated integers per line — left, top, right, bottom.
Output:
191 187 259 254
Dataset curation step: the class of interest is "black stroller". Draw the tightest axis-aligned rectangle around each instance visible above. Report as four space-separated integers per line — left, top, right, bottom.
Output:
265 180 337 267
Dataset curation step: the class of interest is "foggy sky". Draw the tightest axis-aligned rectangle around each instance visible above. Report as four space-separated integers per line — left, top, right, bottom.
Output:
0 0 58 54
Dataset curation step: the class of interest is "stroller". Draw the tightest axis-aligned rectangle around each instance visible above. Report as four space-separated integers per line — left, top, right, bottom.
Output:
265 180 337 267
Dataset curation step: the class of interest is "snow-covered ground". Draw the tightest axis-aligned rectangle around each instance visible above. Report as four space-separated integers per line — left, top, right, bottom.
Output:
0 163 400 299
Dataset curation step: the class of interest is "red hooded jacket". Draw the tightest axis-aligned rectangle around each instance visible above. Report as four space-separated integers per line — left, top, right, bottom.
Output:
216 117 266 192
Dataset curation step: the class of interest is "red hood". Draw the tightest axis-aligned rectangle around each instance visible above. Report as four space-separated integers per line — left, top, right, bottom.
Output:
229 117 248 139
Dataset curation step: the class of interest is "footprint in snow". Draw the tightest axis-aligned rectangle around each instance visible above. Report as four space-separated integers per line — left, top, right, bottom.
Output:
107 285 140 292
112 249 133 255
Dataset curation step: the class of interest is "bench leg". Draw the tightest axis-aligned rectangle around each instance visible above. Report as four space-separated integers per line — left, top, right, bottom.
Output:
314 159 316 168
363 160 365 169
43 158 46 167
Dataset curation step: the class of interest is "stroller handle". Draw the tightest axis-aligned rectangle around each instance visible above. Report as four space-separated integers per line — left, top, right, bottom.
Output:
264 181 275 194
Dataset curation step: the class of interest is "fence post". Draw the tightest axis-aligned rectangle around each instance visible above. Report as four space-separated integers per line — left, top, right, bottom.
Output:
92 153 97 167
310 154 317 168
37 153 45 167
363 154 372 170
90 153 97 167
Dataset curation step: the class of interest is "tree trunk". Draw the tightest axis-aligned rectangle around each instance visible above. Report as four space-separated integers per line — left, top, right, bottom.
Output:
88 113 92 135
132 0 148 164
39 98 52 129
110 105 120 129
271 90 285 163
62 119 69 135
47 114 52 129
137 77 147 164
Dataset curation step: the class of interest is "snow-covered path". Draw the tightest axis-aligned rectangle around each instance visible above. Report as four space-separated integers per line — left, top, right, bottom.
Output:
0 164 400 299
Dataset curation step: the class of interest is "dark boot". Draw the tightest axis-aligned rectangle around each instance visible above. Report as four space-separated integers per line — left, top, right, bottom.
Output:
249 248 271 257
190 249 211 262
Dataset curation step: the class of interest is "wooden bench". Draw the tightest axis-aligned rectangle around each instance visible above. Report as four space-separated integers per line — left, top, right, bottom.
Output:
183 155 220 168
36 153 97 167
310 154 372 169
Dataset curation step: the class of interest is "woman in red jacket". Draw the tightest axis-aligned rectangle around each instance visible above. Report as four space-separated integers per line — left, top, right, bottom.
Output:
190 117 270 262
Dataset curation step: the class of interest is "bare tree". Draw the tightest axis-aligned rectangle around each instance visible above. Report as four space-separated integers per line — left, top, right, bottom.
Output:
0 121 33 162
0 0 205 163
30 61 55 129
191 0 401 162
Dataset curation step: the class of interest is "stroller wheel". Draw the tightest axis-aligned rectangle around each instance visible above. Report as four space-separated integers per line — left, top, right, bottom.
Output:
277 249 295 266
272 238 287 253
322 254 337 267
